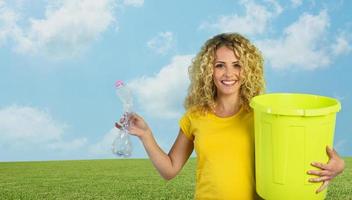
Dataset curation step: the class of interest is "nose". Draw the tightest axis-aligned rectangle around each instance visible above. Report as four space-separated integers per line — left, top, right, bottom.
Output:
224 65 238 77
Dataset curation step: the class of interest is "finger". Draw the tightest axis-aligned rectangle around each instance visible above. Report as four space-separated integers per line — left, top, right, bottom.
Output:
309 176 331 183
307 170 331 176
316 180 330 194
326 145 336 159
128 113 138 121
311 162 328 170
131 112 145 120
128 115 138 124
128 127 140 136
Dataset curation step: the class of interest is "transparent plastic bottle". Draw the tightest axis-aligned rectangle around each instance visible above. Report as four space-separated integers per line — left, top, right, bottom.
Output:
112 80 133 157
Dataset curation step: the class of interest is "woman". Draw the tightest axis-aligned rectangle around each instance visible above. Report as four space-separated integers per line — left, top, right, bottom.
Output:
116 33 345 199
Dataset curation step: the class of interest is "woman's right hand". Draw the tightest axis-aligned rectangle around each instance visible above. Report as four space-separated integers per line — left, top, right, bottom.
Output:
115 113 152 140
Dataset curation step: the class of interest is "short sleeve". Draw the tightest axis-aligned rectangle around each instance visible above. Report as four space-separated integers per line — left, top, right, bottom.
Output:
179 112 194 141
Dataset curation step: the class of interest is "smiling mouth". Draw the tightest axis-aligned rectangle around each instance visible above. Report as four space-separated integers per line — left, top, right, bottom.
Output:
221 80 237 86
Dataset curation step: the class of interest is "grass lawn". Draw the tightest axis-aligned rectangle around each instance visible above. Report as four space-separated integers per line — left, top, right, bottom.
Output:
0 157 351 199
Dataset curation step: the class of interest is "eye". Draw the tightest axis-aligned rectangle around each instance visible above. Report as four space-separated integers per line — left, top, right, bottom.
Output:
233 63 241 68
215 63 224 68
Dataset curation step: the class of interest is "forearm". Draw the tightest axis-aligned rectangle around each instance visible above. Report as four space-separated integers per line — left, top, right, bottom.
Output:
139 131 175 180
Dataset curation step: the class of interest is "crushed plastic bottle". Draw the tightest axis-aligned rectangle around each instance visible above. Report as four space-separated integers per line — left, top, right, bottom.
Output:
112 80 133 157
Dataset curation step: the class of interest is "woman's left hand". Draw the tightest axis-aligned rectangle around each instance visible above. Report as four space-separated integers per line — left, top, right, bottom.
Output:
307 146 345 193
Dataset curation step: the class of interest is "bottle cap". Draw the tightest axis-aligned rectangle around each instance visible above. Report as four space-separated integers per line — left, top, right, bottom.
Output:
115 80 124 88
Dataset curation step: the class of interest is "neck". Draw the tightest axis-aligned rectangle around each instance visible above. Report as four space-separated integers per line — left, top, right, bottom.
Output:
215 93 241 117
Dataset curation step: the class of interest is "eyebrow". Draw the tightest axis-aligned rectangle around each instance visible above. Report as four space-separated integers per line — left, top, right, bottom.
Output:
215 61 240 64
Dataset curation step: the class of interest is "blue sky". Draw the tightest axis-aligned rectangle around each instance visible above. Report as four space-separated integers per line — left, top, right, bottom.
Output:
0 0 351 162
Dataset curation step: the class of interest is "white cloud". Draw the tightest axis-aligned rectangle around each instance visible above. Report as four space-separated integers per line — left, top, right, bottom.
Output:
334 139 349 155
147 31 175 55
89 128 118 155
256 10 332 70
123 0 144 7
129 55 194 118
0 2 19 45
0 0 116 59
0 105 65 143
48 138 88 151
291 0 303 7
0 105 87 151
199 0 282 36
266 0 283 15
332 92 346 103
332 34 352 56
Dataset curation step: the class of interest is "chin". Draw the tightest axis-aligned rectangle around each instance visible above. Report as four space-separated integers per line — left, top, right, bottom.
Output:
218 88 240 96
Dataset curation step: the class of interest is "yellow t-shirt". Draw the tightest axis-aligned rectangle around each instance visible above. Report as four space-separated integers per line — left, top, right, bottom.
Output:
179 107 258 200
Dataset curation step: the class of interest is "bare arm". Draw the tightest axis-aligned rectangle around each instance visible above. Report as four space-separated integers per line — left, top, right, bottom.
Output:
118 113 194 180
140 129 194 180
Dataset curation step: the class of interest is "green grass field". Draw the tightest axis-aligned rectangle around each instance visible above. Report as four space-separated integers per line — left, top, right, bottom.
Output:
0 157 351 199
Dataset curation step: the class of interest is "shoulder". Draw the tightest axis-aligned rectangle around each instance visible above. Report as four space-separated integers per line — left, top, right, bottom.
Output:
240 108 254 124
181 108 204 119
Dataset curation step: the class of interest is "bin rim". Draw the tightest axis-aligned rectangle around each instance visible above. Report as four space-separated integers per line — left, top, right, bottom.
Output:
249 93 341 116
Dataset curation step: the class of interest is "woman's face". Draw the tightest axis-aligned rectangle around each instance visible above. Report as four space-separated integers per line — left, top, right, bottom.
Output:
213 45 242 97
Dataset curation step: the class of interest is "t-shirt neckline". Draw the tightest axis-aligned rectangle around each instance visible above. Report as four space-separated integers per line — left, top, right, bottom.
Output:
209 106 243 121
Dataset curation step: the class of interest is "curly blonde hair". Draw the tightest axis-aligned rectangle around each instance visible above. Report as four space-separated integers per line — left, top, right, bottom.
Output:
184 32 265 114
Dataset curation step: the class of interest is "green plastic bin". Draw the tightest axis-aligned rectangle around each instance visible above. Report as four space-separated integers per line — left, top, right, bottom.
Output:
250 93 341 200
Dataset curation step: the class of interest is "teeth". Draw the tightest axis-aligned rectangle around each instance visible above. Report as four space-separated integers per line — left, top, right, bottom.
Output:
221 80 236 85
